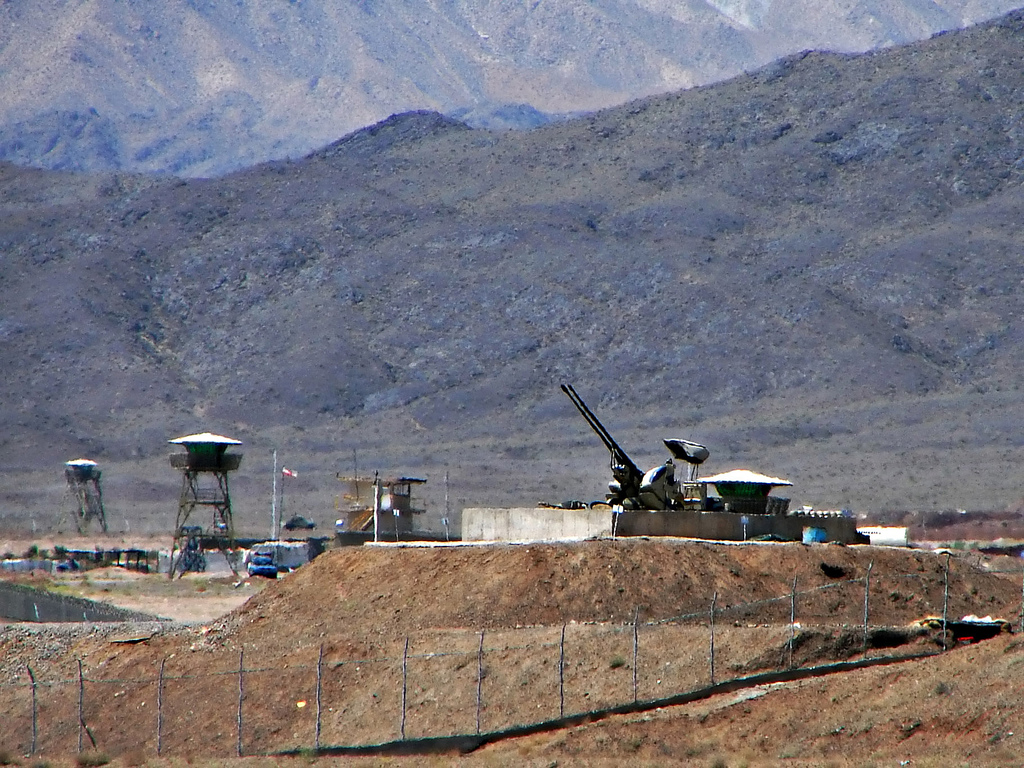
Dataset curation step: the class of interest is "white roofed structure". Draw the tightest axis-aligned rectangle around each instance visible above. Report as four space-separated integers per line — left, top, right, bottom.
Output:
701 469 792 487
168 432 242 445
701 469 793 516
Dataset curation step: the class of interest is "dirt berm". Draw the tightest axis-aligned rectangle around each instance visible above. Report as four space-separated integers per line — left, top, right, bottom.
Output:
1 538 1021 761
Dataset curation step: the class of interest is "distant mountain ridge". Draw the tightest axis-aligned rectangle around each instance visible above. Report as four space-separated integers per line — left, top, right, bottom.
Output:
1 10 1024 536
0 0 1022 175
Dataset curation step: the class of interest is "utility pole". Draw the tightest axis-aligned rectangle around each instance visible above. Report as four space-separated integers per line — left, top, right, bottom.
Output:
444 469 451 542
271 449 278 541
373 471 381 543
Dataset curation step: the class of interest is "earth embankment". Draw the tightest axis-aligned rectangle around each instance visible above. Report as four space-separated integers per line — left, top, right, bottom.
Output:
1 538 1021 761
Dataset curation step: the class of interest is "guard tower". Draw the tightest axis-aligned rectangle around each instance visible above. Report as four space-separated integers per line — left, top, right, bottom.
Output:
168 432 243 577
335 475 426 538
63 459 108 533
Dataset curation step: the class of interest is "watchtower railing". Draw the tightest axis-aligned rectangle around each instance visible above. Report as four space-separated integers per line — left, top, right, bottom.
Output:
169 453 243 471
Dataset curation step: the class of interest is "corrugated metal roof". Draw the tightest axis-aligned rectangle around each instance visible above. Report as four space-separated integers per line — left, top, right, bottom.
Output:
65 458 98 466
168 432 242 445
701 469 792 486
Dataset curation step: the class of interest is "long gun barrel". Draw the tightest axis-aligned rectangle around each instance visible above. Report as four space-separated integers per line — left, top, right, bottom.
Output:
561 384 643 500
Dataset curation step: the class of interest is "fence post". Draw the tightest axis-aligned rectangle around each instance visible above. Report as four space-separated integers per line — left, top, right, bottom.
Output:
1019 564 1024 635
400 637 409 740
27 665 37 756
632 607 640 704
236 650 244 757
558 624 566 718
475 631 485 734
789 578 797 669
315 644 324 751
709 592 717 685
78 658 84 753
941 553 951 651
157 658 165 756
862 561 873 655
74 659 96 751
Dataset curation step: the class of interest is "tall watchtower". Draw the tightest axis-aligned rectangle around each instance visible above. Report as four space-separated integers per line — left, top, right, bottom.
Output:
168 432 243 576
63 459 108 534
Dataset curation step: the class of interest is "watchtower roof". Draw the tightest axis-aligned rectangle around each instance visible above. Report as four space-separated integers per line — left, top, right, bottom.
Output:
701 469 792 487
65 458 98 467
337 475 427 487
388 476 427 485
169 432 242 446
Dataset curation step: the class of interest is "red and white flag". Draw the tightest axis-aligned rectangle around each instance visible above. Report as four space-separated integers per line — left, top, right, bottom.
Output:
282 467 298 478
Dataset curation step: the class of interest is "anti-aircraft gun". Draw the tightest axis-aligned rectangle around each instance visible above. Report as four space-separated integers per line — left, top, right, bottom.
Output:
561 384 643 506
561 384 710 510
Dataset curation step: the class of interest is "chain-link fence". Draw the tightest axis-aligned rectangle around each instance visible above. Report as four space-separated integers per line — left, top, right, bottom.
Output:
3 555 1021 758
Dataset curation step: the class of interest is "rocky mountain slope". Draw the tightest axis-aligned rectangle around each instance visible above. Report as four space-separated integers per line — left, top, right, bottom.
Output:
1 0 1022 175
1 11 1024 535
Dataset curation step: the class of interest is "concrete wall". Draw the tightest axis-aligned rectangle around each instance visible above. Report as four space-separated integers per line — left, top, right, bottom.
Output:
462 507 613 542
0 581 160 623
0 559 55 573
463 507 864 545
618 509 864 543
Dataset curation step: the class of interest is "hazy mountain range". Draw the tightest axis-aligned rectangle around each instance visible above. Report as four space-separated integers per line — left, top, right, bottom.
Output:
1 0 1023 176
2 9 1024 536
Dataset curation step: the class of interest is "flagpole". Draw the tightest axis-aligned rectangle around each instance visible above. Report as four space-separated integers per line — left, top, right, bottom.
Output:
279 470 285 541
444 469 451 542
353 449 359 503
373 471 380 544
271 450 278 541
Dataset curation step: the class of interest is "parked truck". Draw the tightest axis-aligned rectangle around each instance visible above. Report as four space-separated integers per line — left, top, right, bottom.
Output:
244 540 317 578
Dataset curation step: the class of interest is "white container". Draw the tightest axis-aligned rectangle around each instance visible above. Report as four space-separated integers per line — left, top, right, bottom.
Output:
857 526 909 547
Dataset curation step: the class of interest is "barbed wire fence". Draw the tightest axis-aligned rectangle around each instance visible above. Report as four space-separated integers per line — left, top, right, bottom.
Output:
3 555 1022 758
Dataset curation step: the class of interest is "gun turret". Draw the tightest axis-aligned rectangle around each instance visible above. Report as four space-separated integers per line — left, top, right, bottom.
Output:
561 384 644 505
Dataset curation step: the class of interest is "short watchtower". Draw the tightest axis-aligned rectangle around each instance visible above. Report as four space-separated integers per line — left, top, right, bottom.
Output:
168 432 243 576
63 459 108 534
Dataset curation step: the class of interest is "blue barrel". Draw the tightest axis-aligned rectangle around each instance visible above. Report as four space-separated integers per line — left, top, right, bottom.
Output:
802 526 827 544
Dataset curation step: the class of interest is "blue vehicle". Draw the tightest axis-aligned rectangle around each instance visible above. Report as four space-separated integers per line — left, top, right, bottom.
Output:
246 550 278 579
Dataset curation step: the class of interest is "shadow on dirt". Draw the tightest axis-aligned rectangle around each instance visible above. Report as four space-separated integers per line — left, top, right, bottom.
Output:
737 625 943 673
